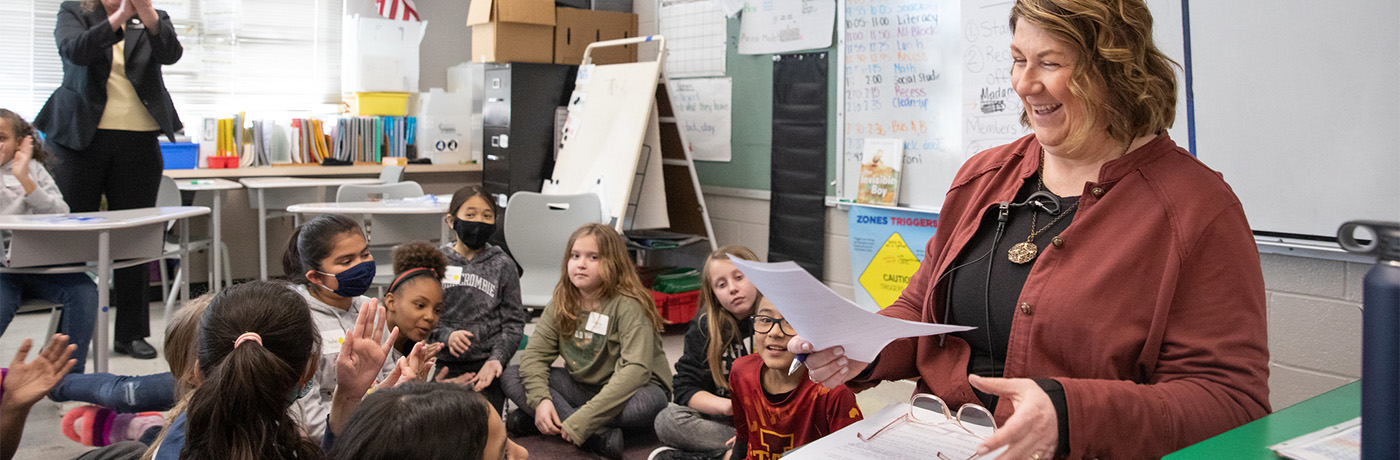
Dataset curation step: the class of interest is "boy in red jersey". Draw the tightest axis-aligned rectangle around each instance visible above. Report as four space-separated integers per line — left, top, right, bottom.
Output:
729 299 862 460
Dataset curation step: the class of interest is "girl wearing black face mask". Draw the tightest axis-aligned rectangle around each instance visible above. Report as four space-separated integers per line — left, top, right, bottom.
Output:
430 186 526 413
281 214 398 442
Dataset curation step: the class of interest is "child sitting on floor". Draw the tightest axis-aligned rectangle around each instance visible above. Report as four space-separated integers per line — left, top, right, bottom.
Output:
729 299 862 460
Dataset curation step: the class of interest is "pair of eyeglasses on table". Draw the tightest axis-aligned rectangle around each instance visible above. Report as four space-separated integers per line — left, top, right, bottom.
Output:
857 393 999 460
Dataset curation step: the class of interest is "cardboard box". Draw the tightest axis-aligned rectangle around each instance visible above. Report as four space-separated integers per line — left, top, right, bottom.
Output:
467 0 556 64
554 8 638 65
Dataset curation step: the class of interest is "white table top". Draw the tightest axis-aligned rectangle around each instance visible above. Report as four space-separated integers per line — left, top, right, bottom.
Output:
239 177 382 189
0 207 210 231
286 195 451 215
174 178 243 191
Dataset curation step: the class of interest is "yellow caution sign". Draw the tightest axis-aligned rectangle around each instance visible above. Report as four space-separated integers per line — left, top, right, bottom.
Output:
858 233 922 308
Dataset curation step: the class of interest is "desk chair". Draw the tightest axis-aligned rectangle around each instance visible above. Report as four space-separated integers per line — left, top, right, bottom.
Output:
503 192 605 310
333 182 438 295
16 299 64 341
379 165 405 184
155 176 229 318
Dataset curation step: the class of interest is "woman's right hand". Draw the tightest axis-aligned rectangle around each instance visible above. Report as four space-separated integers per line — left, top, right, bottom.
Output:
448 330 474 357
787 336 868 389
107 0 135 30
534 399 564 436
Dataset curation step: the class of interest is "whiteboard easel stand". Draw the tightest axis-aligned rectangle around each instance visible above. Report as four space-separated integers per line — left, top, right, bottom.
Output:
578 36 719 252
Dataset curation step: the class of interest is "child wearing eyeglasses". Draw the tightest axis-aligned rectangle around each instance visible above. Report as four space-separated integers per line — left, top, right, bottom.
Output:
729 298 862 460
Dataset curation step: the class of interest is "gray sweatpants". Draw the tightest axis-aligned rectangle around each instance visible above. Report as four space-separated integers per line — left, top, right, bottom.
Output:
502 365 669 432
654 403 736 453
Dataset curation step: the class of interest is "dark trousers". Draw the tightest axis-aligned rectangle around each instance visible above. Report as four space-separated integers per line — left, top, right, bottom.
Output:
439 358 507 415
50 129 163 343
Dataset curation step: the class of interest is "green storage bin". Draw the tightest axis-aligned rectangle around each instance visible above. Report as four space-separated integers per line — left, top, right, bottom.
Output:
653 267 701 294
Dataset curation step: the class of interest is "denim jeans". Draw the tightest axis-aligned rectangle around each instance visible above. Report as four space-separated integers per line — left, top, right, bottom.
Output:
0 271 97 373
49 372 177 413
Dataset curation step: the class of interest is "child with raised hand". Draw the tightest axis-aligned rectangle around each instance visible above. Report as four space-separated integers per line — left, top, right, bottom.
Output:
501 223 672 460
383 241 447 366
652 246 763 460
152 280 324 460
0 109 96 374
729 299 863 460
432 185 525 412
1 333 76 460
282 214 396 441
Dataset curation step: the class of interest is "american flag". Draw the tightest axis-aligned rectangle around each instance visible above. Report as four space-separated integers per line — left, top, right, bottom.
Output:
376 0 420 21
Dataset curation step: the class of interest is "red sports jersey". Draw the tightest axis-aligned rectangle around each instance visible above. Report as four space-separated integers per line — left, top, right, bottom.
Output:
729 354 863 460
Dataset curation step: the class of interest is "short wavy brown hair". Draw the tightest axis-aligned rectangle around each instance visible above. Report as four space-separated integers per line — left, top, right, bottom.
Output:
1010 0 1178 146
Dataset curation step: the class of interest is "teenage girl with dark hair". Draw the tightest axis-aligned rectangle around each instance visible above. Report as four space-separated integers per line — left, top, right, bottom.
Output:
433 185 525 413
326 382 528 460
282 214 396 441
149 280 322 460
0 109 97 374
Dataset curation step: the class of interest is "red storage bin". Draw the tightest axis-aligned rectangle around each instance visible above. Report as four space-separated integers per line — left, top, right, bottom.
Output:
650 289 699 325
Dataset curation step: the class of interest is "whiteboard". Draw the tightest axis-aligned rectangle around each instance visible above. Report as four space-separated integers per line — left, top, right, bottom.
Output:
550 61 664 226
839 0 1189 211
1189 0 1400 237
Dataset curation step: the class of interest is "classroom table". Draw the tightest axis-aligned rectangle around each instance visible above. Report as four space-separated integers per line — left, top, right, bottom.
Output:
1165 380 1361 459
285 195 452 245
0 207 211 373
174 178 242 294
238 177 381 280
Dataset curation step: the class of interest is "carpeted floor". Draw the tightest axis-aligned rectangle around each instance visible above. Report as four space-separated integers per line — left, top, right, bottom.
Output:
515 430 662 460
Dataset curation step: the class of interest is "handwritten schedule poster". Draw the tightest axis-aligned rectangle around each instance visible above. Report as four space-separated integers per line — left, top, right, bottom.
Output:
841 0 962 208
669 78 733 162
961 0 1029 158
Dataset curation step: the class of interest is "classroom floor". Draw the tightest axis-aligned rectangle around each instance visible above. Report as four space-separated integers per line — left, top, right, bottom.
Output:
3 302 914 460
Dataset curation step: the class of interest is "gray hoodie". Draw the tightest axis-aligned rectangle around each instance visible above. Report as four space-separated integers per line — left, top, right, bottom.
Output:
432 243 526 366
289 284 394 442
1 161 68 251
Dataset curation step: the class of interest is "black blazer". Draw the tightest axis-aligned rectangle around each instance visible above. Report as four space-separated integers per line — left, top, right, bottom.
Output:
35 1 183 151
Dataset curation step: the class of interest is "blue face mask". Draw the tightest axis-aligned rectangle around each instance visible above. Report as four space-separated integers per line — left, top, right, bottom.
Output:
287 380 314 406
317 260 377 298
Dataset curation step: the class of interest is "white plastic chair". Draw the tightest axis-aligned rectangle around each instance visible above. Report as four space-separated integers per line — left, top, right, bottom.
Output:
378 165 405 184
156 176 229 318
503 192 606 310
333 182 436 294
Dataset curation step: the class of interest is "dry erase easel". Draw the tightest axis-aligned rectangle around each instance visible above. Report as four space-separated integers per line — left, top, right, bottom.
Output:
549 35 717 250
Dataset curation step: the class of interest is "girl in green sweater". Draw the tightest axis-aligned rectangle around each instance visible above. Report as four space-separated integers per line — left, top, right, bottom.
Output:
501 223 671 460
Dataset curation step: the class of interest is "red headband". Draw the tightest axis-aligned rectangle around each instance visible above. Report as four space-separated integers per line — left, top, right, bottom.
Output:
389 267 438 293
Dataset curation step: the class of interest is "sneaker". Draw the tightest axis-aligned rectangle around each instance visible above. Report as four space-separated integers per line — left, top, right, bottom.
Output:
505 409 539 438
649 447 722 460
582 427 624 460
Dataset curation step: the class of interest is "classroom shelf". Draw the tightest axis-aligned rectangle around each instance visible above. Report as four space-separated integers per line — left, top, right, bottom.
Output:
163 163 481 179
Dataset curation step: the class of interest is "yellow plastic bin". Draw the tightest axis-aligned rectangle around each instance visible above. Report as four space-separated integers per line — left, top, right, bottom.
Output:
346 92 411 116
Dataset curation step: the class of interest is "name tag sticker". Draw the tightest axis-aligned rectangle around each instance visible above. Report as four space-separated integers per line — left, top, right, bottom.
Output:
321 330 343 355
2 176 20 188
443 266 463 285
584 312 610 335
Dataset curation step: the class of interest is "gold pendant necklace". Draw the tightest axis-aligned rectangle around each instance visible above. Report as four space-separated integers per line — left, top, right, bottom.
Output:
1009 152 1080 264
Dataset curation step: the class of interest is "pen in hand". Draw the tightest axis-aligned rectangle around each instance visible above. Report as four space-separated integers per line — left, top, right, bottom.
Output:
788 353 807 375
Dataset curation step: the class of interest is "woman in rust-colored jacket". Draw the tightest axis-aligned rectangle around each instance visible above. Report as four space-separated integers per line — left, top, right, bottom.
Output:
792 1 1269 459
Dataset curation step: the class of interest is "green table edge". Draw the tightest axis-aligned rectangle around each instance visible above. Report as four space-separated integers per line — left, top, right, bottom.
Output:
1165 380 1360 459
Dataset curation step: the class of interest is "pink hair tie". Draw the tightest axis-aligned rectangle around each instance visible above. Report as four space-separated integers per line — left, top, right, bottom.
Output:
233 332 263 348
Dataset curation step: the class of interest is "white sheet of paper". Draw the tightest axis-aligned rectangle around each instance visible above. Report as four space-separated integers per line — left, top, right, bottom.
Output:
667 77 732 162
784 403 1005 460
730 259 972 362
737 0 836 55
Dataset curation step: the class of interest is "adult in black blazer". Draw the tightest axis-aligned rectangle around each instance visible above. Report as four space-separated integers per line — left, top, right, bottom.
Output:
35 0 183 360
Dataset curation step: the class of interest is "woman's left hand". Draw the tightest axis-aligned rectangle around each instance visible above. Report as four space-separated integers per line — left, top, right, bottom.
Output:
968 374 1058 460
472 360 503 392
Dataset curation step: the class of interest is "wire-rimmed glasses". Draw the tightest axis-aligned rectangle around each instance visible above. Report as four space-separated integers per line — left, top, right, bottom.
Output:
857 393 998 460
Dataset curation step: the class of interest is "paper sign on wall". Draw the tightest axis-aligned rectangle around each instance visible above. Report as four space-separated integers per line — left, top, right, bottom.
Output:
848 205 939 310
668 77 732 162
737 0 835 55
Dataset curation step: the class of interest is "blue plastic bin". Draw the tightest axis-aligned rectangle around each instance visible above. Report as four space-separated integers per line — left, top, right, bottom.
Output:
161 142 199 169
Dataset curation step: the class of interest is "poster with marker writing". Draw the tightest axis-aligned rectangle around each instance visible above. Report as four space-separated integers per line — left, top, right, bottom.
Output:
668 77 733 162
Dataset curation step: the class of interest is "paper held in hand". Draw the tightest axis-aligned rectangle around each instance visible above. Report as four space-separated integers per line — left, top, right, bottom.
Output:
729 259 972 363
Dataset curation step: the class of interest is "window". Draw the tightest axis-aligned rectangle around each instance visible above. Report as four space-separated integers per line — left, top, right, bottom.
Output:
0 0 342 126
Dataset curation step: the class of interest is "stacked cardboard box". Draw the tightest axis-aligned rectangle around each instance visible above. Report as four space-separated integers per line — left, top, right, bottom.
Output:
468 0 637 65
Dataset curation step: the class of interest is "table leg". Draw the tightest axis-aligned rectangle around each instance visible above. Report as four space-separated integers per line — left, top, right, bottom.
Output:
258 189 268 281
441 219 450 246
213 192 223 293
95 231 110 373
179 218 190 304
